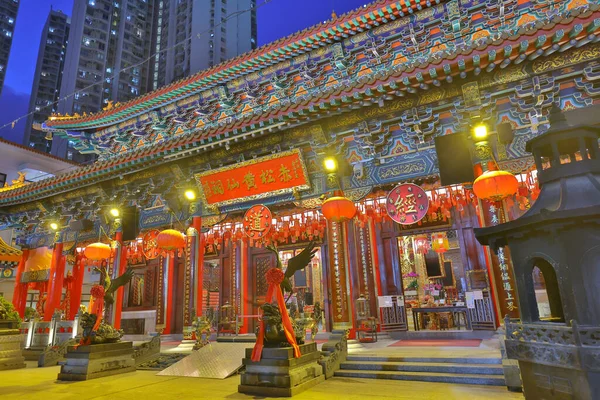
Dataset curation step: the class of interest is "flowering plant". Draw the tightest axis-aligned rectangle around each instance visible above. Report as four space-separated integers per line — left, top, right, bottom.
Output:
402 271 419 278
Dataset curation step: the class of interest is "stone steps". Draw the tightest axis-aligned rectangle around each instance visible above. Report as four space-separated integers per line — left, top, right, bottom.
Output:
346 355 502 364
340 361 504 375
336 355 505 386
334 369 506 386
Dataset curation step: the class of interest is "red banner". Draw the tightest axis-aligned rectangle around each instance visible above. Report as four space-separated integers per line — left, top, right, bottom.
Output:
195 149 310 206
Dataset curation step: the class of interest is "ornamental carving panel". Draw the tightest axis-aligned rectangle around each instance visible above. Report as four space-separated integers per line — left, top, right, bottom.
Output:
254 255 272 298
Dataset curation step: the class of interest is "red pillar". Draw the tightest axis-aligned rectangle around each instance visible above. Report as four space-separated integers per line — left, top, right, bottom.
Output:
368 219 383 297
164 255 175 334
70 254 85 320
193 216 204 318
239 238 248 334
44 239 64 321
12 249 29 318
112 246 128 330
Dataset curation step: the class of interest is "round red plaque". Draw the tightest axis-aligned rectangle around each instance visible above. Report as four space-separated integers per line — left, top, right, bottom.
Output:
243 205 272 240
385 183 429 225
142 229 160 259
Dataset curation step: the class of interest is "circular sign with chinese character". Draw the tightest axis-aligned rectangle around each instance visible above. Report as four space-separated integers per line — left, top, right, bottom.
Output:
243 205 272 240
385 183 429 225
142 229 160 260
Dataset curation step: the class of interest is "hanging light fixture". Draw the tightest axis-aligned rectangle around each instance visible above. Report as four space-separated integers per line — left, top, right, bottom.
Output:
414 235 430 255
431 232 450 254
157 229 186 256
84 243 112 263
321 194 357 222
473 170 519 201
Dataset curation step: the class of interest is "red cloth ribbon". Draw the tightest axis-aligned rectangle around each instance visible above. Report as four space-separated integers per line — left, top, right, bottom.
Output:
251 268 300 362
89 284 105 331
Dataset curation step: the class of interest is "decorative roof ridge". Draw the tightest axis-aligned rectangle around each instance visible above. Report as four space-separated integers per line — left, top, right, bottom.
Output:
45 0 438 130
0 137 81 167
0 236 22 261
3 8 599 205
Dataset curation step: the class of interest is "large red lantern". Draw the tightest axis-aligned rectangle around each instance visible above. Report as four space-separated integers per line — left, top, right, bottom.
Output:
473 170 519 201
321 196 357 222
84 243 112 261
157 229 185 256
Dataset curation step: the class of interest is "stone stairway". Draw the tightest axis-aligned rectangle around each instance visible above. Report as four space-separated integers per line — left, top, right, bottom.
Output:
335 355 505 386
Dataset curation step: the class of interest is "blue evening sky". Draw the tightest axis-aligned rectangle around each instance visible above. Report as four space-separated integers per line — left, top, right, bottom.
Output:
0 0 368 143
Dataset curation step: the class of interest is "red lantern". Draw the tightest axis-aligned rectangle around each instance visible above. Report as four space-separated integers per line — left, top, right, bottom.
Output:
321 196 357 222
84 243 111 261
157 229 185 255
414 235 429 255
431 232 450 254
473 170 519 201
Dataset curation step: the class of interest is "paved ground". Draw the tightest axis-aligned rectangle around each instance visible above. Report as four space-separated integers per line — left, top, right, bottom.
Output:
1 362 523 400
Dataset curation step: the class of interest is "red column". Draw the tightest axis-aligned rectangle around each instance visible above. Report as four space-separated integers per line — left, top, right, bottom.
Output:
70 254 85 320
12 249 29 318
368 219 383 297
44 240 64 321
164 255 175 334
239 238 248 334
112 247 128 330
193 216 204 318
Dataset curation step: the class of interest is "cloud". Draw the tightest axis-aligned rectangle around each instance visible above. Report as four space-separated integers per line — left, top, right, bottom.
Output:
0 85 30 144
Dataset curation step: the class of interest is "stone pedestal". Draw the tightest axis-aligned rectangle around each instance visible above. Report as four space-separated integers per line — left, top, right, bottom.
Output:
238 342 324 397
0 327 26 371
57 341 135 381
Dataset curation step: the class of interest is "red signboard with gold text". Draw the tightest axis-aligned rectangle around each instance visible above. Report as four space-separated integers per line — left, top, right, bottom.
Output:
195 149 310 206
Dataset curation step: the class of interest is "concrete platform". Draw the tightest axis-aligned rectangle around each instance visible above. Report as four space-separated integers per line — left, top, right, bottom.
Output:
57 341 135 381
0 329 25 371
238 342 324 397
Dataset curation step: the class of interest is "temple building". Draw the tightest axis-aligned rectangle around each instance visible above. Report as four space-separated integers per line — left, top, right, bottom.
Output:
1 0 599 346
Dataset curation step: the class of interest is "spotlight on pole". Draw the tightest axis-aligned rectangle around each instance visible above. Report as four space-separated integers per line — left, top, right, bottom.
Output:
323 156 338 173
184 189 197 201
472 123 489 141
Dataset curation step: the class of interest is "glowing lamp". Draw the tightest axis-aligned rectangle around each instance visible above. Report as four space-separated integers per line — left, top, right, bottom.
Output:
184 190 196 200
323 157 338 173
109 208 120 217
472 124 488 141
157 229 186 254
321 196 356 222
49 222 59 231
473 170 519 201
84 243 112 261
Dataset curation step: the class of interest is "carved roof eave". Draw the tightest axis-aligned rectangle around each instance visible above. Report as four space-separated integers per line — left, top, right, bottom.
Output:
44 0 434 131
2 10 600 207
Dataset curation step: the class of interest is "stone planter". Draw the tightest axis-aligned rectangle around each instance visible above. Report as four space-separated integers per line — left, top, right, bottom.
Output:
0 321 26 371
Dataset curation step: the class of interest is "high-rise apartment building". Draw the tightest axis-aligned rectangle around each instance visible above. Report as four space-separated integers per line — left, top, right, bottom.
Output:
23 9 70 153
52 0 256 160
0 0 19 95
52 0 156 160
153 0 257 89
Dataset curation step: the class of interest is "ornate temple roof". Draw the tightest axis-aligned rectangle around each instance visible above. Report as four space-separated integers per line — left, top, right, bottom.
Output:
0 0 599 207
44 0 427 131
0 236 22 267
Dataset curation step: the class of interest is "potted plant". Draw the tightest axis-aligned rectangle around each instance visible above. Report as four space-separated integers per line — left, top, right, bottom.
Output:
0 295 21 330
402 272 419 296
